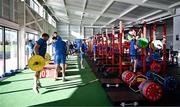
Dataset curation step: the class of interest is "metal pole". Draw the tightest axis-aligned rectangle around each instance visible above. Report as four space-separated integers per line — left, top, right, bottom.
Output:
143 21 147 73
119 21 123 74
106 29 108 64
163 22 167 73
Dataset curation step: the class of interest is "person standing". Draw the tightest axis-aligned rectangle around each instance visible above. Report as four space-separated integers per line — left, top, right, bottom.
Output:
80 40 87 69
52 36 67 82
27 40 34 57
33 33 49 94
130 30 138 72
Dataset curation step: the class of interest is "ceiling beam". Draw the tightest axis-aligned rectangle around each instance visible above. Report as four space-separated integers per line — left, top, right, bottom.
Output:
114 0 168 10
102 14 137 21
145 12 171 22
103 0 149 27
26 18 43 26
62 0 69 22
169 1 180 8
80 0 88 25
125 0 180 25
91 0 114 26
26 6 43 32
103 5 138 27
137 10 163 21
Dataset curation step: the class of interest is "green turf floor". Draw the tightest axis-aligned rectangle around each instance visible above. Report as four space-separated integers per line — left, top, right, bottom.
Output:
0 56 112 107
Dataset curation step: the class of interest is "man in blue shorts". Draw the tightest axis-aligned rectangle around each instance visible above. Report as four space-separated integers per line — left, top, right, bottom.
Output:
130 31 138 72
93 42 97 61
52 36 67 82
33 33 49 94
80 41 87 69
27 40 34 57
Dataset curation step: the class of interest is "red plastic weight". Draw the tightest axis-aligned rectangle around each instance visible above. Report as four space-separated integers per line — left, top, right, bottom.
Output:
142 81 163 101
122 71 136 85
150 62 161 73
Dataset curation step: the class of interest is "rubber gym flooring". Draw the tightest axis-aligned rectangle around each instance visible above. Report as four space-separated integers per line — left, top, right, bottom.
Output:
0 56 112 107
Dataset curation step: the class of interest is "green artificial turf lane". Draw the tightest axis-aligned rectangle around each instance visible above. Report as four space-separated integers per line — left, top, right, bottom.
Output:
0 56 112 107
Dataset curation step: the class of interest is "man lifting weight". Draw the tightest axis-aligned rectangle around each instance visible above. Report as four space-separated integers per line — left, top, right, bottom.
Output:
33 33 49 94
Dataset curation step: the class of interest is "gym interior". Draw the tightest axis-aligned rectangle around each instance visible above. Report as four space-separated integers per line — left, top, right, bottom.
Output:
0 0 180 106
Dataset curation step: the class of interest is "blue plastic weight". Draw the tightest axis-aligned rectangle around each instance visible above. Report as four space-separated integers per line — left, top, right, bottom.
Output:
163 76 177 91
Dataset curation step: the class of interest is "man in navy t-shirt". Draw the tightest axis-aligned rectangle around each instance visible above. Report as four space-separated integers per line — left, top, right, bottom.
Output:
52 36 67 82
130 30 138 72
33 33 49 94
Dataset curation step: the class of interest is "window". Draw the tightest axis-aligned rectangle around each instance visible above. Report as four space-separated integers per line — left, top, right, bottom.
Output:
0 27 4 76
5 28 18 73
34 2 39 13
25 33 39 65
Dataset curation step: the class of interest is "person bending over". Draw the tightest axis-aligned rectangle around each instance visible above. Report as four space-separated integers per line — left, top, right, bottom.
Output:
52 36 67 82
33 33 49 94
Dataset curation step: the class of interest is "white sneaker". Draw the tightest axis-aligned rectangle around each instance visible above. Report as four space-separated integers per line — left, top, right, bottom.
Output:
81 66 85 69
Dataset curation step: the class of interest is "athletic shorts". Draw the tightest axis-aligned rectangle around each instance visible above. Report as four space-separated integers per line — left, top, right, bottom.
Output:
130 55 137 60
54 54 66 64
80 52 85 60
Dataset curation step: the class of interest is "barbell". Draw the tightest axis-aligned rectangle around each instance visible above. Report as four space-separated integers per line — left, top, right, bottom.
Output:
121 71 163 101
28 55 45 72
146 71 177 91
45 53 51 65
138 80 163 101
151 40 163 50
28 53 51 72
137 38 149 48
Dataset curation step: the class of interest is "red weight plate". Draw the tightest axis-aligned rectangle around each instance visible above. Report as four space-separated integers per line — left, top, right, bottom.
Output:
144 82 163 101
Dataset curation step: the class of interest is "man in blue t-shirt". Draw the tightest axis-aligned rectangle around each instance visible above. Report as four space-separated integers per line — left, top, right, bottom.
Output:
27 40 34 57
93 42 97 61
80 41 87 69
33 33 49 94
52 36 67 82
130 31 138 72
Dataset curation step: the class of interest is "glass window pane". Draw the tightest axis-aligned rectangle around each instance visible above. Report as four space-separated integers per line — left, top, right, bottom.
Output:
5 28 18 73
0 27 4 76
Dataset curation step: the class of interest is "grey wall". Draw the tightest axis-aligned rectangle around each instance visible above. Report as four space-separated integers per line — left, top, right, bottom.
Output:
57 22 84 41
57 22 105 40
173 8 180 52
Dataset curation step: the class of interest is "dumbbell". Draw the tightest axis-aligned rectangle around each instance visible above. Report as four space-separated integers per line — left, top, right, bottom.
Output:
106 84 119 88
120 102 138 107
146 71 177 91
